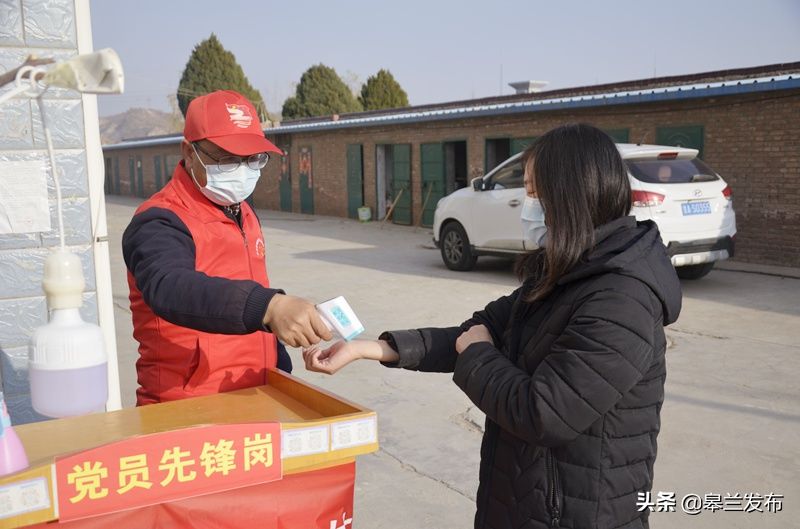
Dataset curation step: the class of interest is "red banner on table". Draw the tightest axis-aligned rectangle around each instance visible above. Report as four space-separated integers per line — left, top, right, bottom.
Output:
54 423 281 522
32 462 355 529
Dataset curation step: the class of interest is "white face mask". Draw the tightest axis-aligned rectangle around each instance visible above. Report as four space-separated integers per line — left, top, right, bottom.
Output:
521 196 547 248
190 145 261 206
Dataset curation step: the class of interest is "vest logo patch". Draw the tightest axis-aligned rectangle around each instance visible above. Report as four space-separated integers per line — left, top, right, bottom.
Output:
255 238 265 258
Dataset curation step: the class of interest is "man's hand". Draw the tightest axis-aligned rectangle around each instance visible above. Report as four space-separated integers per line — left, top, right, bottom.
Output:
263 294 333 348
455 324 494 354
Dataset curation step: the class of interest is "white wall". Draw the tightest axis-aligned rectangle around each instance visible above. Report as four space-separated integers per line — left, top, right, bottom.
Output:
0 0 121 422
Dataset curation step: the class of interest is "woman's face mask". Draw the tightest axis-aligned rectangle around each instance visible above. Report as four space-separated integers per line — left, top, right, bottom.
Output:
190 144 261 206
521 196 547 248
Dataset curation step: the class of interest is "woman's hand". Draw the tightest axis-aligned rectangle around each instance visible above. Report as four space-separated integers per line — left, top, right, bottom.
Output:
456 324 494 354
303 339 399 375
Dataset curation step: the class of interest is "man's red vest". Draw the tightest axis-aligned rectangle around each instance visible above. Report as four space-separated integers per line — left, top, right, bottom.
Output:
128 164 278 405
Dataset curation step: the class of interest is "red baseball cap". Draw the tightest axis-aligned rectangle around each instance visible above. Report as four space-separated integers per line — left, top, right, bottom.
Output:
184 90 281 156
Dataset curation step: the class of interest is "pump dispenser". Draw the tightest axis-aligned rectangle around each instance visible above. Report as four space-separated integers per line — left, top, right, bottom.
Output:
28 249 108 417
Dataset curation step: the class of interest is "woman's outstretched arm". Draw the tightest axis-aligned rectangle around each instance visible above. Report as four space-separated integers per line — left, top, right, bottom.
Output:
305 286 522 375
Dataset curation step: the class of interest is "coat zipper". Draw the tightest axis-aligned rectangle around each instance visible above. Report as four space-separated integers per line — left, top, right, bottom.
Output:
546 449 562 527
225 208 254 281
235 215 268 377
240 226 254 278
477 421 498 529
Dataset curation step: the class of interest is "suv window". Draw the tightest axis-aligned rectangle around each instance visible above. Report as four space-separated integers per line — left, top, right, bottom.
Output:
490 162 524 189
626 158 720 184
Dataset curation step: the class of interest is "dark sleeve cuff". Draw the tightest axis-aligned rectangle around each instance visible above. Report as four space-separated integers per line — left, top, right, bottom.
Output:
453 342 495 394
459 318 504 347
276 341 292 373
243 286 285 333
378 330 426 369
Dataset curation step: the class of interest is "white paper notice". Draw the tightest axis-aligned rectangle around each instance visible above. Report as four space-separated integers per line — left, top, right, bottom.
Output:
0 160 51 234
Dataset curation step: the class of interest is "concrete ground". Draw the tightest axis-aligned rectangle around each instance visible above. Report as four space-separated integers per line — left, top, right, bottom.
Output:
106 196 799 529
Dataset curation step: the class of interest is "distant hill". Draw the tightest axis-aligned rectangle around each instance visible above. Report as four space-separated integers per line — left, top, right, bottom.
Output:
99 108 182 145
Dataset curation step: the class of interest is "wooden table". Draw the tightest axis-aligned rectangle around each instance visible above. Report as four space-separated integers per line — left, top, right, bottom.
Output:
0 370 378 528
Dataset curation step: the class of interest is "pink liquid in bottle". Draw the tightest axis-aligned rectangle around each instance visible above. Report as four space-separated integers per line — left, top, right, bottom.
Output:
0 396 29 476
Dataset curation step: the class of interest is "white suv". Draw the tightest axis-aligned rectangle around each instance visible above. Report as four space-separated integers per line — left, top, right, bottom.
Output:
433 144 736 279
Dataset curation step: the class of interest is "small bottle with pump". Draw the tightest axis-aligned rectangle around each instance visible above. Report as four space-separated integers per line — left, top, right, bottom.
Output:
28 249 108 417
0 393 28 476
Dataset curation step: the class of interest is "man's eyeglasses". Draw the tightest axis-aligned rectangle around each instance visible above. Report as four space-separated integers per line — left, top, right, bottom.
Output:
192 142 270 173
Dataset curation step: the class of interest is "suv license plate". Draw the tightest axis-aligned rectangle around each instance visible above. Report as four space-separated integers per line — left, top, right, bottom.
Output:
681 201 711 216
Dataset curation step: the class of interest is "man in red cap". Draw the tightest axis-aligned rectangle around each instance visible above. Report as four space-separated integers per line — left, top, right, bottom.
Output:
122 90 331 405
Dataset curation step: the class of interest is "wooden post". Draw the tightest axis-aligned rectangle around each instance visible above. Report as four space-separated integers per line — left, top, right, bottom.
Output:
381 187 405 228
416 182 434 228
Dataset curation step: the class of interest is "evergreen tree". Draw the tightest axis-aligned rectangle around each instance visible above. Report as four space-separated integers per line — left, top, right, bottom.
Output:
359 69 409 111
177 34 267 120
281 64 362 119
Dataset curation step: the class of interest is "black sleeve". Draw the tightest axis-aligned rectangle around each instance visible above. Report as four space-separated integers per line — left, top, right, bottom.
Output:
379 287 523 373
452 288 656 447
122 207 283 334
379 327 463 372
276 341 292 373
459 286 523 347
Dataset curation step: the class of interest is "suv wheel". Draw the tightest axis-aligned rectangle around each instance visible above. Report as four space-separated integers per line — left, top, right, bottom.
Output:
440 222 478 271
676 262 714 280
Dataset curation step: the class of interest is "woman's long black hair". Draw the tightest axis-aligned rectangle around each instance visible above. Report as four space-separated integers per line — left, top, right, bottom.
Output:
516 123 631 300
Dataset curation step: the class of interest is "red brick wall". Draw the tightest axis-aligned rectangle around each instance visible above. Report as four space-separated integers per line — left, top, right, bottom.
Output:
104 90 800 267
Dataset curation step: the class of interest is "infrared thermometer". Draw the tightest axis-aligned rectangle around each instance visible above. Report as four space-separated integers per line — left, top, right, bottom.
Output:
315 296 365 342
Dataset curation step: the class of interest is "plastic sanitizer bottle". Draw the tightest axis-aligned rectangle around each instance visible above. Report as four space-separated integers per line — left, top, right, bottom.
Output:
28 249 108 417
0 393 28 476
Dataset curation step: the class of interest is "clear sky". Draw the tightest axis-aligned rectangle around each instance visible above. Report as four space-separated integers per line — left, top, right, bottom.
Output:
90 0 800 117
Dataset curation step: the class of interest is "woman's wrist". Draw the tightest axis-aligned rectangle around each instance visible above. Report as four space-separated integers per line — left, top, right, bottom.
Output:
358 339 400 363
377 339 400 363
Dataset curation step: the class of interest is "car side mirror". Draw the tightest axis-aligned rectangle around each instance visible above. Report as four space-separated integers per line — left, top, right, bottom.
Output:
473 179 486 192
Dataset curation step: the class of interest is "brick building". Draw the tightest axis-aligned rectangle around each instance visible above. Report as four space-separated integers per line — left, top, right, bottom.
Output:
102 62 800 268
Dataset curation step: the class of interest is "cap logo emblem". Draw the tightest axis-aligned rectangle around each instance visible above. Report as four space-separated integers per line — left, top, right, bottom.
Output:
225 103 253 128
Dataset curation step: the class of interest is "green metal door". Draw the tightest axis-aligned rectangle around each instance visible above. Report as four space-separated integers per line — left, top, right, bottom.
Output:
420 143 445 227
346 144 364 219
164 156 174 183
656 125 704 158
128 157 135 196
136 155 144 197
104 157 111 193
391 144 412 225
279 153 292 212
510 137 537 156
154 155 163 190
484 137 510 172
114 157 120 194
604 128 630 143
299 147 314 214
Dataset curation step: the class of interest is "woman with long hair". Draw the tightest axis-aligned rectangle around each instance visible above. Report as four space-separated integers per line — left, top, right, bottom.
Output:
305 123 682 529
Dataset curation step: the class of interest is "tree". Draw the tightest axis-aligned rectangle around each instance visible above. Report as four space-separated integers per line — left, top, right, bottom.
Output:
281 64 362 119
177 34 267 120
359 69 409 111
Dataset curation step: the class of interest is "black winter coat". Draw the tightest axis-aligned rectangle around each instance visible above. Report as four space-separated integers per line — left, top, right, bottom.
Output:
381 216 681 529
